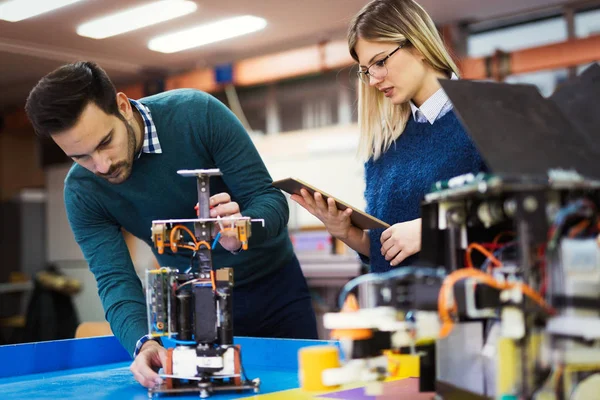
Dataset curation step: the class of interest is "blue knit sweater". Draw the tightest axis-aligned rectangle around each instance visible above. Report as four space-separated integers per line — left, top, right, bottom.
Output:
364 110 487 272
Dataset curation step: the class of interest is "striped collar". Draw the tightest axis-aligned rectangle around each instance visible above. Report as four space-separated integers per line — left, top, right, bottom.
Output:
410 73 459 124
129 99 162 156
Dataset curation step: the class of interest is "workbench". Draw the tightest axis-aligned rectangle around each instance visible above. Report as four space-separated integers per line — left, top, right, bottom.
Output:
0 335 431 399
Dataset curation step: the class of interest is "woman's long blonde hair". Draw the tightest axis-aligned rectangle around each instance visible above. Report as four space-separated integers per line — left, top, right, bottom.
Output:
348 0 460 160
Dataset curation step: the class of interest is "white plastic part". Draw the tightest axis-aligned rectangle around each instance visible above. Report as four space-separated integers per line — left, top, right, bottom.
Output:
212 347 235 376
546 316 600 340
322 356 388 386
501 306 525 339
414 311 441 339
197 356 224 370
391 329 413 348
481 322 501 359
323 307 401 330
561 348 600 365
172 347 198 377
571 374 600 400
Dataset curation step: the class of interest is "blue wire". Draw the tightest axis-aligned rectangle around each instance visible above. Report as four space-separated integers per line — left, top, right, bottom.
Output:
481 242 516 271
171 339 196 345
212 232 221 249
337 267 445 309
184 234 220 275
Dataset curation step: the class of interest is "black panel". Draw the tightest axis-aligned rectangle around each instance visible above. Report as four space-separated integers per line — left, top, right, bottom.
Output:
440 77 600 180
217 286 233 345
420 202 445 267
194 285 217 343
549 63 600 156
454 281 501 316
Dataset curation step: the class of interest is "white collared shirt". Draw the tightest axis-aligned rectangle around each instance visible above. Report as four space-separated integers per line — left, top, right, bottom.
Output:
410 73 459 124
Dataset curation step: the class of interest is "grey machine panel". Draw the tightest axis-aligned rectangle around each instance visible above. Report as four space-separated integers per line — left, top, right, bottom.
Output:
439 63 600 181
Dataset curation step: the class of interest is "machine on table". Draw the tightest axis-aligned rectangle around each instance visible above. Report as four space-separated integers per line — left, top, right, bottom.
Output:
307 64 600 400
146 169 263 398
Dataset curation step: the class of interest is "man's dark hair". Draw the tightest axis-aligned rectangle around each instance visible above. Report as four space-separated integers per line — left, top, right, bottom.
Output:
25 61 120 138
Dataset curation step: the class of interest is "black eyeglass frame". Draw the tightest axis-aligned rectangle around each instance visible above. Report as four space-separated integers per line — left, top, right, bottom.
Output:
357 42 407 83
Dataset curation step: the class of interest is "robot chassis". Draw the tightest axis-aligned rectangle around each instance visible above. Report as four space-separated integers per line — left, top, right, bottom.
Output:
316 66 600 399
145 169 263 398
319 172 600 400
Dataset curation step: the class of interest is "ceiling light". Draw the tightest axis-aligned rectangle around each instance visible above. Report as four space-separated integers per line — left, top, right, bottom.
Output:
76 0 197 40
148 15 267 54
0 0 85 22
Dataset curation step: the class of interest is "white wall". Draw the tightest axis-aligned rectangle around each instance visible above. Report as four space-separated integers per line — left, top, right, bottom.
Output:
252 123 365 229
46 164 106 323
46 164 84 262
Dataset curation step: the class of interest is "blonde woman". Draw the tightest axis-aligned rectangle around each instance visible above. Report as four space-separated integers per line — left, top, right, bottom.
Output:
292 0 487 272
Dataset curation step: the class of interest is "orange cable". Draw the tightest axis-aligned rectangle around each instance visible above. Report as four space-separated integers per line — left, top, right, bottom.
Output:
492 231 516 245
438 268 555 338
568 220 590 238
466 243 503 269
210 270 216 291
170 225 199 247
197 241 211 250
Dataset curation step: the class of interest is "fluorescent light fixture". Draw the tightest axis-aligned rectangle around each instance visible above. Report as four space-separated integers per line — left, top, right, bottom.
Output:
0 0 85 22
148 15 267 54
77 0 197 39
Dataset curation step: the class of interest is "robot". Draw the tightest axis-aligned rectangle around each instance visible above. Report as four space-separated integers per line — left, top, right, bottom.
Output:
304 64 600 399
145 169 262 398
316 171 600 400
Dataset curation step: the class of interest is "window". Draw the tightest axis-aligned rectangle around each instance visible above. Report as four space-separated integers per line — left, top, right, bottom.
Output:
575 8 600 37
505 69 569 97
468 17 567 57
468 17 568 97
217 67 359 134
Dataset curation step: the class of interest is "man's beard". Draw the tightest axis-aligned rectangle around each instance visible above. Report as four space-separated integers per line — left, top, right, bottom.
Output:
97 119 137 184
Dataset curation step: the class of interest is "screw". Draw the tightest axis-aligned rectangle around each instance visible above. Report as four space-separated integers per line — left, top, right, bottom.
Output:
504 199 517 216
523 196 538 212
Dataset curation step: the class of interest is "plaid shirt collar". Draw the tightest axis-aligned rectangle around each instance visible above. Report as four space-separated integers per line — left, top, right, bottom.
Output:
129 99 162 157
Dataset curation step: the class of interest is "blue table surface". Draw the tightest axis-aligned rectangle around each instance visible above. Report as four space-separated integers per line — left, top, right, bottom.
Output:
0 336 337 400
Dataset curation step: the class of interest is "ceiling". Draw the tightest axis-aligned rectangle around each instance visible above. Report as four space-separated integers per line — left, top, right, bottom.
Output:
0 0 571 111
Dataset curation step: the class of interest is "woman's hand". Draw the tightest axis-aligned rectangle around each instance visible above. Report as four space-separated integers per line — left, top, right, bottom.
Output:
290 189 353 239
380 218 422 266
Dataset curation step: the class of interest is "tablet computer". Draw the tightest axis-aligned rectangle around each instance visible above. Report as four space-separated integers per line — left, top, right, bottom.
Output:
272 177 390 230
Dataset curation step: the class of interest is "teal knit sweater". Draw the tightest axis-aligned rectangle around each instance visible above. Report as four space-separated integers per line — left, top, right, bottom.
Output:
64 89 293 355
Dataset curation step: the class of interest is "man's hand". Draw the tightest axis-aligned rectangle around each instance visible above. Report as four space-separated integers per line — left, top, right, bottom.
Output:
130 340 167 388
291 189 353 240
209 193 242 252
380 218 422 267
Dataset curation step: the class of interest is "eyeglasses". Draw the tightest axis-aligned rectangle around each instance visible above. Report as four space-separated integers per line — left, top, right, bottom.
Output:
357 43 405 84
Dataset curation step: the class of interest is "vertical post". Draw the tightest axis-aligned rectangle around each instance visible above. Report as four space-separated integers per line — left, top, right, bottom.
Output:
564 6 577 79
337 84 352 125
266 84 280 135
440 23 470 61
195 173 213 274
196 175 211 219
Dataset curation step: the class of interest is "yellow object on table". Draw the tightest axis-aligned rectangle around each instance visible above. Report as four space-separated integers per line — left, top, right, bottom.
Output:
386 351 421 379
298 345 341 391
